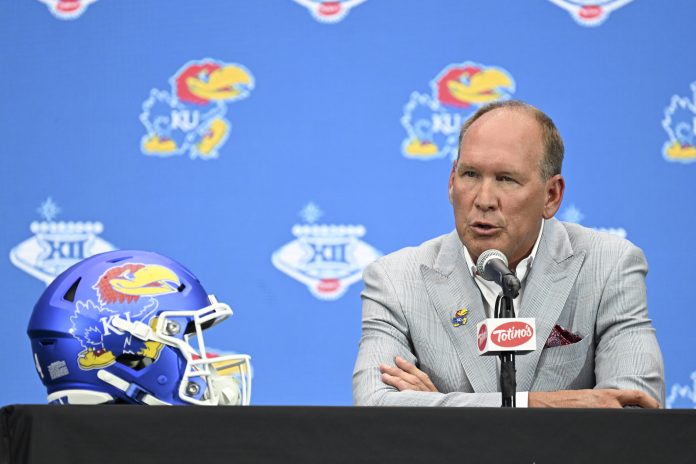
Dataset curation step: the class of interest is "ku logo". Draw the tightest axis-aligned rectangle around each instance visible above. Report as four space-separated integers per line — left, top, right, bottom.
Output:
70 263 180 370
9 198 116 285
401 62 515 161
662 82 696 163
547 0 633 27
272 203 382 300
292 0 367 23
452 308 469 327
140 59 254 160
37 0 98 20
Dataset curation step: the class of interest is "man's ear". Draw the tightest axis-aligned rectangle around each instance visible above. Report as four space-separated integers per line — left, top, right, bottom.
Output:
448 162 456 204
542 174 565 219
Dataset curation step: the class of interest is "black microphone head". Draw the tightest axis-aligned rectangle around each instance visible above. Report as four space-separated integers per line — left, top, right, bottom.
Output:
476 249 508 281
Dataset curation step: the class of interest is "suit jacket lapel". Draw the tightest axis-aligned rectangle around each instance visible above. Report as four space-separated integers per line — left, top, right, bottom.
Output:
421 231 498 393
515 219 586 392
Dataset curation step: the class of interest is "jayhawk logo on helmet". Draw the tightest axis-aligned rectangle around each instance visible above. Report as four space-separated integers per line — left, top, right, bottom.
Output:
69 263 180 370
401 62 515 161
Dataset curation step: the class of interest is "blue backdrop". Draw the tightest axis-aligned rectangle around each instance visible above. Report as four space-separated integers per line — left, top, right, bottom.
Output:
1 0 695 407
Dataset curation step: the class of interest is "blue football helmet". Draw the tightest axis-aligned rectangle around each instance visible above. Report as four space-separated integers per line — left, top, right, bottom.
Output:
28 250 252 405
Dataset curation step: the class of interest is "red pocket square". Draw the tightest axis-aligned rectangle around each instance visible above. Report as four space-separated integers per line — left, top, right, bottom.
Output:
545 324 582 348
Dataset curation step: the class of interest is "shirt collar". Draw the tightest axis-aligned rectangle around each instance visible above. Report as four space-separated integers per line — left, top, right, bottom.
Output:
462 219 545 283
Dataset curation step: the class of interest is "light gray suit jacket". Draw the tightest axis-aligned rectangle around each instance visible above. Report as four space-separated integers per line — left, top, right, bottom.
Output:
353 218 664 407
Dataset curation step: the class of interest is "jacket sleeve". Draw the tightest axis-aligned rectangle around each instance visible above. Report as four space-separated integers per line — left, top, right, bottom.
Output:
593 242 665 406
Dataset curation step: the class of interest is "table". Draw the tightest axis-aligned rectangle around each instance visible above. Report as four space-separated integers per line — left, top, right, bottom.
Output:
2 405 695 463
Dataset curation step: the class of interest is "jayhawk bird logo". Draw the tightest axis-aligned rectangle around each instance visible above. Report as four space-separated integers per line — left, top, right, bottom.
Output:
69 263 180 370
662 82 696 163
401 62 515 161
140 59 254 160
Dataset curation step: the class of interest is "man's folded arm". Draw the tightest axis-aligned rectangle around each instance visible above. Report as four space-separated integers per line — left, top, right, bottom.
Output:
353 260 501 407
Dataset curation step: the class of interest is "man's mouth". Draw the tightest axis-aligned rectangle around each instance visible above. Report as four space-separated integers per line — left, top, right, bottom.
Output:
469 222 501 236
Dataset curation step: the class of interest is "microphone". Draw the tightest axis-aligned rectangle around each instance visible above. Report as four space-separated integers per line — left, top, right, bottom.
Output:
475 250 530 407
476 249 521 298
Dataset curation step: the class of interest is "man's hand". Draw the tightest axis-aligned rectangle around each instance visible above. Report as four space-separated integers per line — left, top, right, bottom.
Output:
379 357 439 392
378 358 659 408
529 389 660 409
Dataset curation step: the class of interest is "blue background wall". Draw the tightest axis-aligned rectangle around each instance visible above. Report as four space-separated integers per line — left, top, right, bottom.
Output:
1 0 695 407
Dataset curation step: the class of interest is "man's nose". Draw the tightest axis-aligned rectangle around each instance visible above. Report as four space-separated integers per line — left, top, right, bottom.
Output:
474 179 498 211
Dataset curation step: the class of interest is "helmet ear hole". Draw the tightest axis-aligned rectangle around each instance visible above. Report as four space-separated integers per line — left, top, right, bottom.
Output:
115 353 153 371
63 278 82 302
177 283 186 292
184 321 195 334
184 318 216 334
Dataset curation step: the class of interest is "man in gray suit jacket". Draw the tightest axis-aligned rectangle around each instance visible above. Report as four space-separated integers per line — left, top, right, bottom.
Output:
353 100 664 408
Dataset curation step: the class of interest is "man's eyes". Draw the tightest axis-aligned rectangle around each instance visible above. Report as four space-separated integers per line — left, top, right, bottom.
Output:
458 170 517 183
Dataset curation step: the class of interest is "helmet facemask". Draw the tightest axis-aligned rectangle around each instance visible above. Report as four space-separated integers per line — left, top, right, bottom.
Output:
106 296 252 405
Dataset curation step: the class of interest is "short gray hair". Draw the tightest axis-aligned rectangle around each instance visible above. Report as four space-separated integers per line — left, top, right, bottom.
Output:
457 100 564 180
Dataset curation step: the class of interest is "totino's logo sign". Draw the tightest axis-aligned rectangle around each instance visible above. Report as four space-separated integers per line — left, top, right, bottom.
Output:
491 321 534 347
477 318 537 354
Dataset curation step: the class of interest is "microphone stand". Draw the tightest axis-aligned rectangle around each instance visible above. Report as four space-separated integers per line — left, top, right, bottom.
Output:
495 274 520 408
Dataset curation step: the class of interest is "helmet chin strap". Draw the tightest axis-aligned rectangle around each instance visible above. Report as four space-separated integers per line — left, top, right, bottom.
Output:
97 370 169 406
110 316 164 344
98 365 244 406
